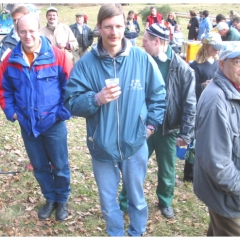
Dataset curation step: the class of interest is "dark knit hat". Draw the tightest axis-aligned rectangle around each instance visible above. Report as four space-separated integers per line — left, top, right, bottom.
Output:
146 23 170 41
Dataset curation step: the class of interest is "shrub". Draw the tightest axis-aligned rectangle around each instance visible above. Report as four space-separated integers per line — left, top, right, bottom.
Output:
139 4 180 26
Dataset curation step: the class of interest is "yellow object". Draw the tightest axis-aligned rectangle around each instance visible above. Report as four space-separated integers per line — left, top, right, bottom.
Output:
186 41 202 63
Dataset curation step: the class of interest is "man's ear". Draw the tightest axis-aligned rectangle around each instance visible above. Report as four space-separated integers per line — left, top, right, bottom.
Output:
219 59 224 71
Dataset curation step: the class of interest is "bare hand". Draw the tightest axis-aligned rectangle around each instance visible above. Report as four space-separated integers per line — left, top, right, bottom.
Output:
202 79 212 89
176 137 187 147
57 43 66 49
146 129 153 139
13 113 18 120
97 83 121 104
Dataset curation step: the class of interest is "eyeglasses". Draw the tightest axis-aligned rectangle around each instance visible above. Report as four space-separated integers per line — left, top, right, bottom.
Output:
230 58 240 67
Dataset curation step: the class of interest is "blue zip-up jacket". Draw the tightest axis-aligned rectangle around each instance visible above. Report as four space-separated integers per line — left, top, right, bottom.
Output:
64 38 167 162
197 17 212 40
0 36 72 137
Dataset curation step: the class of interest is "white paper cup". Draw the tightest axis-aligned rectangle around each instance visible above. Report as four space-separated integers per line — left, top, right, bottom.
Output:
105 78 119 86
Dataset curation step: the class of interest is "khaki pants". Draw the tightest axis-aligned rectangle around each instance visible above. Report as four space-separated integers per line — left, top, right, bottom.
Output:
72 47 88 64
207 208 240 236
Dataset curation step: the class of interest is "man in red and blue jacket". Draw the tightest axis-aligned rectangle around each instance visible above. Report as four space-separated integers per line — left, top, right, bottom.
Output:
0 14 72 222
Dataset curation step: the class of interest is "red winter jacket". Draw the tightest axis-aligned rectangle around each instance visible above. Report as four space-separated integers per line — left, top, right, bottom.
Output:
147 12 163 26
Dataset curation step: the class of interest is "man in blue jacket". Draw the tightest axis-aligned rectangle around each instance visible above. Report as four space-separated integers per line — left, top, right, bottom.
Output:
0 14 72 222
197 10 212 40
64 3 166 237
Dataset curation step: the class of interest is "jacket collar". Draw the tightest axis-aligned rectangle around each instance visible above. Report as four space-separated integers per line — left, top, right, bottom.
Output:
214 68 240 100
9 36 55 66
92 37 131 58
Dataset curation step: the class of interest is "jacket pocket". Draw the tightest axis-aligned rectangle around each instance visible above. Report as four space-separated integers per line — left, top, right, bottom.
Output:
8 68 22 89
232 135 240 158
167 95 181 129
225 194 240 211
36 67 60 106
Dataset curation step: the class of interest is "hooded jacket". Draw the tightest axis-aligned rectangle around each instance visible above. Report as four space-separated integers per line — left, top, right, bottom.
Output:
64 38 167 162
0 36 72 137
194 68 240 218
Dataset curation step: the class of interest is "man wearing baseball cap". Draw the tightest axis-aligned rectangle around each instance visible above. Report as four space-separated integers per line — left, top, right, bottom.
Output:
194 42 240 236
119 23 196 219
40 6 78 63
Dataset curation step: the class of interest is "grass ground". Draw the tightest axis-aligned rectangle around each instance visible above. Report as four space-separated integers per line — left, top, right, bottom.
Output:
0 2 238 237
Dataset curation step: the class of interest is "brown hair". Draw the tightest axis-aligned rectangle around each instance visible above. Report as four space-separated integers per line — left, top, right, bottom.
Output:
97 3 126 26
11 5 29 17
195 44 218 64
189 10 196 17
150 6 157 11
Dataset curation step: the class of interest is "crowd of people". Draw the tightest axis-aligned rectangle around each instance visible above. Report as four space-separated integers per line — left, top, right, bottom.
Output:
0 3 240 237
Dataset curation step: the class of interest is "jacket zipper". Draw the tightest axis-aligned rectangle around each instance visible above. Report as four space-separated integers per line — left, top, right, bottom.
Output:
113 59 123 162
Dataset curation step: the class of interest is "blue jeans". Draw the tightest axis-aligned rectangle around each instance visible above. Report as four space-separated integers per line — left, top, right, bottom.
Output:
92 142 148 236
20 121 71 203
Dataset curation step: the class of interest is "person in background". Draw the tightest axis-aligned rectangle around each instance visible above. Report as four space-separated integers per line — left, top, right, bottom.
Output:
40 6 78 63
134 12 138 21
197 10 212 40
193 42 240 236
198 11 204 23
183 32 223 182
211 14 227 33
83 13 88 24
69 13 93 63
217 21 240 41
187 10 199 40
119 23 196 219
124 10 140 46
64 3 166 237
0 5 29 62
164 12 177 40
228 10 240 27
172 24 184 53
145 6 163 28
142 23 196 219
232 16 240 32
0 14 72 222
